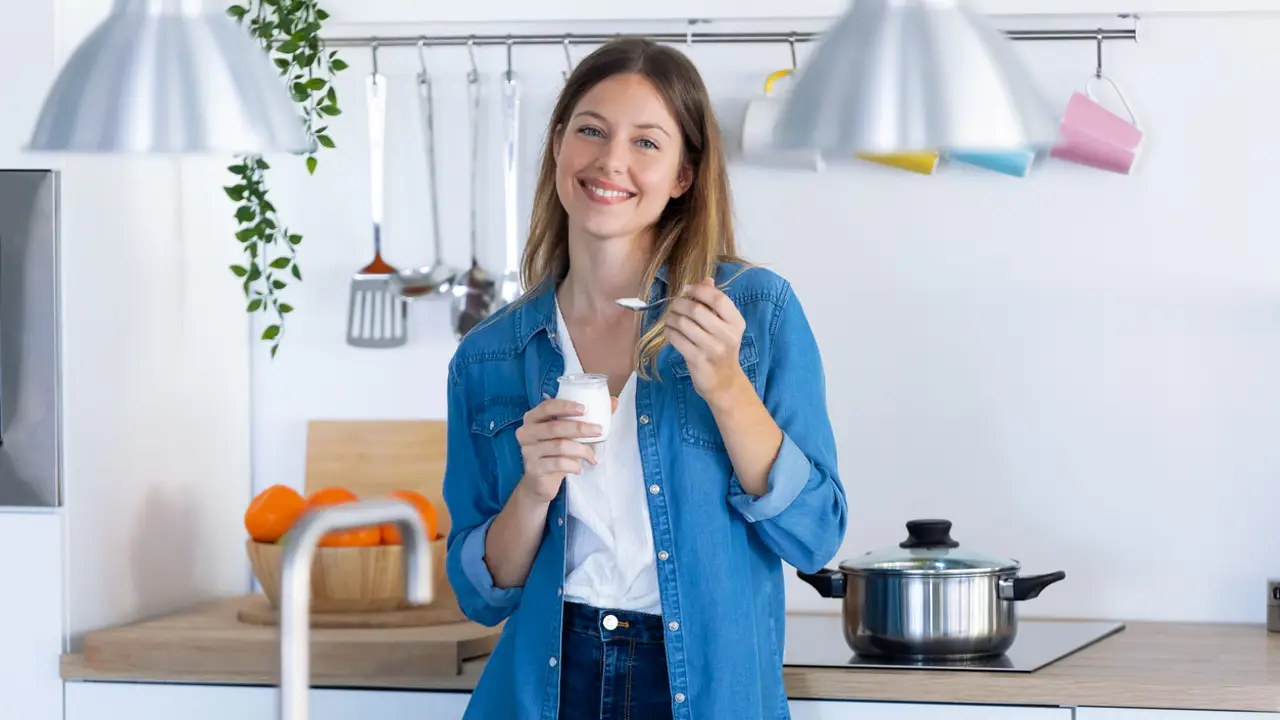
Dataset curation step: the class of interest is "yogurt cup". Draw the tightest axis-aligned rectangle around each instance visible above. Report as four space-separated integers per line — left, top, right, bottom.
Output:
556 373 612 444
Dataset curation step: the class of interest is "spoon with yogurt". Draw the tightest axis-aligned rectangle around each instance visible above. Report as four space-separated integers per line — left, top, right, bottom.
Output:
613 272 748 312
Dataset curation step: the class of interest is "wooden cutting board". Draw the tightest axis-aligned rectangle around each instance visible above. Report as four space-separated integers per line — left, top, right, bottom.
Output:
304 420 452 536
82 596 501 680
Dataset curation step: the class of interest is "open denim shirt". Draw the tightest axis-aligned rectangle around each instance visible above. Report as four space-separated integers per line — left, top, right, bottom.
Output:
442 261 848 720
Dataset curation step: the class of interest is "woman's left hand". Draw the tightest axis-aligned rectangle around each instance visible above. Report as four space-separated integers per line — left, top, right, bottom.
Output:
665 277 748 408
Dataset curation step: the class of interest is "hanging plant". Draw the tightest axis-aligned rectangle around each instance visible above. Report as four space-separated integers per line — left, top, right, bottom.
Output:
224 0 348 357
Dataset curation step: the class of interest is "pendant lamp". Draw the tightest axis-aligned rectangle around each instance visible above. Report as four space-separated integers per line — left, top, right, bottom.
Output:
26 0 310 154
772 0 1059 156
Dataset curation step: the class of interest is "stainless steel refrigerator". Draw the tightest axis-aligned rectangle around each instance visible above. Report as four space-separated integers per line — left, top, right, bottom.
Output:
0 170 60 508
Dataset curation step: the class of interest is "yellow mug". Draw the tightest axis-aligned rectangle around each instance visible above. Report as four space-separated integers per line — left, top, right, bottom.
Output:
765 69 940 175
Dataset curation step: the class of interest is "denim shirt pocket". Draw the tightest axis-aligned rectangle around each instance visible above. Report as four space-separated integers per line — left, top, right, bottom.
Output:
671 333 759 452
469 397 528 491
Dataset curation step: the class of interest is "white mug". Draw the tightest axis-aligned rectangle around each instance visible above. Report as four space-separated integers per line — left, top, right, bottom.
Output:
740 69 825 171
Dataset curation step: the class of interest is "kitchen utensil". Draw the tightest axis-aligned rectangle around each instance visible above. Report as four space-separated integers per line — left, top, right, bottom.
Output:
391 41 458 300
614 274 743 312
450 43 497 340
797 519 1066 660
949 149 1038 178
1050 87 1142 175
1049 35 1143 175
346 48 408 349
494 40 522 308
856 150 941 175
741 68 825 171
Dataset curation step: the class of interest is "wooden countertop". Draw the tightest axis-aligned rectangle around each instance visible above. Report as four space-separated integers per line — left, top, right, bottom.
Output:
60 597 1280 713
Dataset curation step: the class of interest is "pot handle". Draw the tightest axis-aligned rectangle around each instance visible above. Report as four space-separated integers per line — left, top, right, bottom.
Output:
795 568 846 599
1000 571 1066 601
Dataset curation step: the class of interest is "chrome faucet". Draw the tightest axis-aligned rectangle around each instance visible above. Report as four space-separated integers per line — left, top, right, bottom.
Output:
277 498 434 720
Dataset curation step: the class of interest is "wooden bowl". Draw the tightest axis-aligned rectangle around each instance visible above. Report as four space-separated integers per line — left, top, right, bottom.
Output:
246 537 456 614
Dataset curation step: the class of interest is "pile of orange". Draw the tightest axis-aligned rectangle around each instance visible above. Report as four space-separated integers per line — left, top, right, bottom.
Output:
244 484 440 547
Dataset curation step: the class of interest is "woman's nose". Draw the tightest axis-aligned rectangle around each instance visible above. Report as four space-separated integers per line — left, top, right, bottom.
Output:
593 137 628 175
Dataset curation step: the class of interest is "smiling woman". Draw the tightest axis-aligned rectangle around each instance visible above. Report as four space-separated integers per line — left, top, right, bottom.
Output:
441 37 848 720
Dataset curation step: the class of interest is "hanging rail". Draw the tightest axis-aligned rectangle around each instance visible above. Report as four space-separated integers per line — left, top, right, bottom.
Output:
319 26 1139 49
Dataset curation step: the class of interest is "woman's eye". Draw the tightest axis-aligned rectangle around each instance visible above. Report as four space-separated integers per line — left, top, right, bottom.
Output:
637 138 659 151
577 126 603 138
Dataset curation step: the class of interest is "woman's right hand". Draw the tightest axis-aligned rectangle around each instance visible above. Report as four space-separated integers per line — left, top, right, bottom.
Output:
515 398 602 503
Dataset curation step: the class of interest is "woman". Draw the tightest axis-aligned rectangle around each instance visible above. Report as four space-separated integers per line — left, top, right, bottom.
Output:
442 37 847 720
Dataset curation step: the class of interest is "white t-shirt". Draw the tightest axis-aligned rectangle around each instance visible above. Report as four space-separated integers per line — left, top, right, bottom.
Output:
555 299 662 615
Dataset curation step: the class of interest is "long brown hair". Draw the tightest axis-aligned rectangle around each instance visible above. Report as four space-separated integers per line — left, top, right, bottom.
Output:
520 37 747 378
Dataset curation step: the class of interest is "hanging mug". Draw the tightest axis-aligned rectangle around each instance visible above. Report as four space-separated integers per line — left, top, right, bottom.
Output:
947 149 1039 178
741 69 824 171
1050 74 1143 175
856 149 941 175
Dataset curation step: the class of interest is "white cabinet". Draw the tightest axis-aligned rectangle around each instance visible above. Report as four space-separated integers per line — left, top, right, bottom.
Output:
1076 710 1279 720
0 510 65 720
790 699 1071 720
64 682 472 720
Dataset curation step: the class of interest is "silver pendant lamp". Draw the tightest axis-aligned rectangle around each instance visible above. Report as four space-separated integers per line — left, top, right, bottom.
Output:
27 0 310 154
772 0 1060 156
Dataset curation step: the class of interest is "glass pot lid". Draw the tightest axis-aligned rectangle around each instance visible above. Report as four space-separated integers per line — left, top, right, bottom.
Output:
839 519 1021 575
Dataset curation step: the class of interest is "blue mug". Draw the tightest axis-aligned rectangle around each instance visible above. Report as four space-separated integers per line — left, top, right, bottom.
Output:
947 150 1038 178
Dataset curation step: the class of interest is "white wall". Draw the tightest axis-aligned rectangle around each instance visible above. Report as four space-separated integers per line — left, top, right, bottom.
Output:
46 0 255 642
252 7 1280 627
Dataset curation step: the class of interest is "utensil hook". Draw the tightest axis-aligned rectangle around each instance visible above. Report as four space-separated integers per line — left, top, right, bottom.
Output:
466 36 478 82
562 35 574 81
505 36 514 80
416 37 430 83
1085 28 1140 129
370 40 379 77
788 33 797 70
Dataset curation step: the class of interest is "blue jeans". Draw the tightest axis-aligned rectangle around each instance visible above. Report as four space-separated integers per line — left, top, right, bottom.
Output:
558 602 674 720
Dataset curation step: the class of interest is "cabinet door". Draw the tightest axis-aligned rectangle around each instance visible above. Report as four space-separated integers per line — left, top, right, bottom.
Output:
1076 710 1279 720
789 699 1072 720
65 681 474 720
0 512 64 720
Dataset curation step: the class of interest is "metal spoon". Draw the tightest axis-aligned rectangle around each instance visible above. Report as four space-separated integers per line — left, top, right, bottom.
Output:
615 279 738 312
391 40 458 300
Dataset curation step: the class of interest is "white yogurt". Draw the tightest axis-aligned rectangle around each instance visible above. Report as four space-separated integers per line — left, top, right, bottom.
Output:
556 373 612 443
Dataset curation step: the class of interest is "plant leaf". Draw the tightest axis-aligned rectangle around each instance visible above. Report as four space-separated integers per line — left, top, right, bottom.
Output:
269 256 291 269
332 58 348 71
272 279 287 290
279 303 295 313
315 134 334 149
291 264 303 280
306 156 317 174
247 298 263 312
262 325 281 340
230 265 249 277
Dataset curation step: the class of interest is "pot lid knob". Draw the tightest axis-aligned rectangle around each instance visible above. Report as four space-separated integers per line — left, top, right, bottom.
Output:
899 519 961 549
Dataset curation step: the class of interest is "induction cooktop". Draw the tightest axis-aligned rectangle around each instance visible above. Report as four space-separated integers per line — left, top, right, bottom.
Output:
783 613 1125 673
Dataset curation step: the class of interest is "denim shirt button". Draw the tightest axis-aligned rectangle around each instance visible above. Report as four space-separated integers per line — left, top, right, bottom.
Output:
668 620 679 631
658 550 669 560
674 693 686 704
549 657 557 668
639 414 650 424
648 484 660 495
558 516 564 526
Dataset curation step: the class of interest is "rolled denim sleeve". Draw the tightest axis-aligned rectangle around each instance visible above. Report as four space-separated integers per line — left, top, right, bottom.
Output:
442 359 523 627
727 282 848 574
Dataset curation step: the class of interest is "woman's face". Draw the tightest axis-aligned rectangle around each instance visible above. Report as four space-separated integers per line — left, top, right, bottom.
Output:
554 72 692 244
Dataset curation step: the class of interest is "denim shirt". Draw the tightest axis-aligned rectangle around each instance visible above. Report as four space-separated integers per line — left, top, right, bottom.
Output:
442 261 848 720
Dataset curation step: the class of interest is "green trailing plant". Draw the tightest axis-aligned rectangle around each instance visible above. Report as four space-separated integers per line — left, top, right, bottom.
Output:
224 0 348 357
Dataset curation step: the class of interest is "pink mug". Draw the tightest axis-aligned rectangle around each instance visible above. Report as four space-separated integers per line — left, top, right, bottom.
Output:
1050 76 1143 174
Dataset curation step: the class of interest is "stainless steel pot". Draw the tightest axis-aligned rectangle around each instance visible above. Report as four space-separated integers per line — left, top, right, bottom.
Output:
797 519 1065 660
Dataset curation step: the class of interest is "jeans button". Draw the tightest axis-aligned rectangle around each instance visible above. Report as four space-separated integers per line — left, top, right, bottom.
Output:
602 614 619 630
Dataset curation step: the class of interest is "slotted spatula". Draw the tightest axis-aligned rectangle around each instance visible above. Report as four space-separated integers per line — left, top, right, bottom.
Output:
347 50 408 349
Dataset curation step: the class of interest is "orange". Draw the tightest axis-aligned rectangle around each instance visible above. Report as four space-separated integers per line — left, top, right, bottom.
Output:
244 484 306 543
306 486 381 547
380 489 441 544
